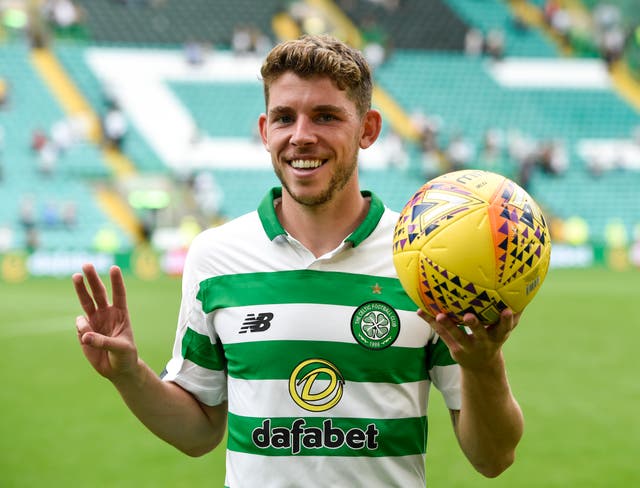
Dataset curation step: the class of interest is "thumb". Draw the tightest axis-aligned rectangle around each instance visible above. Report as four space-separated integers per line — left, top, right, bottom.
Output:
76 316 131 353
80 331 130 353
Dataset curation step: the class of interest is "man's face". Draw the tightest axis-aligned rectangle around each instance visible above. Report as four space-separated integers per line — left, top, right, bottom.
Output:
259 72 377 207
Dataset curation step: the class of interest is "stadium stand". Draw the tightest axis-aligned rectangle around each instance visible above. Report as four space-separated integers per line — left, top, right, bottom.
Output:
0 41 130 252
339 0 469 51
0 0 639 261
54 44 166 173
72 0 282 46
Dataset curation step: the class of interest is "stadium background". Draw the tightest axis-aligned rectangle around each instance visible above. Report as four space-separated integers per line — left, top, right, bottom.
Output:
0 0 639 486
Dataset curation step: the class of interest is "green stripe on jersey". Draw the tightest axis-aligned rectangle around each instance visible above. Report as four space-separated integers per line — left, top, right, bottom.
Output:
224 340 428 383
182 327 226 370
227 412 427 457
427 335 457 369
196 270 417 313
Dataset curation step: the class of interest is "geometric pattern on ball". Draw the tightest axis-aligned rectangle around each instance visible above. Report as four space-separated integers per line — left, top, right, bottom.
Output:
418 255 508 325
393 182 486 248
393 169 552 325
490 178 550 287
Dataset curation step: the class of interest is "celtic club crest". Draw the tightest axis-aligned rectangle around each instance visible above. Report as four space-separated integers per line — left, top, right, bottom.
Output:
350 301 400 350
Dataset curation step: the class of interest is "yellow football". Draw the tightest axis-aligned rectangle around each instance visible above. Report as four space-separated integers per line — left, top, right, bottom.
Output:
393 169 551 324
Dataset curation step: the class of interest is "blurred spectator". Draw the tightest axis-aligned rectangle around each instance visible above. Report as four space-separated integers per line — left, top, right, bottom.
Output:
548 5 572 45
31 124 65 176
62 200 77 229
507 129 538 190
44 0 85 36
101 105 128 150
192 171 223 222
464 28 484 57
598 24 626 66
538 140 569 175
253 28 273 57
363 41 386 71
31 127 48 153
593 3 621 32
481 127 504 167
421 148 444 180
26 228 40 253
385 130 408 171
50 117 75 154
26 0 51 48
231 25 272 57
543 0 558 22
511 13 529 33
19 196 37 230
231 25 253 56
41 200 60 228
584 150 608 178
485 29 505 60
410 108 442 154
184 40 206 66
361 15 389 70
445 132 475 171
37 141 58 177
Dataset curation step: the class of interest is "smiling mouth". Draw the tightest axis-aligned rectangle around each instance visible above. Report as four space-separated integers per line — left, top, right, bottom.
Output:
289 159 325 169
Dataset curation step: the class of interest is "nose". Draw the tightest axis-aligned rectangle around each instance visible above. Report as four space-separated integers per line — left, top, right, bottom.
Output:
290 116 317 146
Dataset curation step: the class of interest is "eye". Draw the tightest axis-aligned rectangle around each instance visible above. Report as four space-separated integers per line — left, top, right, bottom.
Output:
276 114 293 124
317 113 337 122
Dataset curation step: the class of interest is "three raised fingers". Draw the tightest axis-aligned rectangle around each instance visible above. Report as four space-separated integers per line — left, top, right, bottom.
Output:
72 264 125 315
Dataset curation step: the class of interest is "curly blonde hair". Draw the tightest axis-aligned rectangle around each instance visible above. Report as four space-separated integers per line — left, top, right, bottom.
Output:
260 34 373 117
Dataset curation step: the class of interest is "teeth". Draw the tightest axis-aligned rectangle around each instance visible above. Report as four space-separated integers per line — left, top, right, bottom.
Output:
290 159 323 169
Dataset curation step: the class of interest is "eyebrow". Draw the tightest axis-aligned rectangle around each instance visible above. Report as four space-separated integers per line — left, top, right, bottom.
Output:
268 104 347 116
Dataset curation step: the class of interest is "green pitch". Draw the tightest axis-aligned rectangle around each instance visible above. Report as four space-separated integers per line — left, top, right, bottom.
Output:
1 267 638 487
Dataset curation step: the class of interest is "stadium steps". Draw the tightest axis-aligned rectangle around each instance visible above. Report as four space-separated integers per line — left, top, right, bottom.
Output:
446 0 558 56
505 0 640 118
30 48 101 141
506 0 573 56
30 47 143 243
371 85 420 141
609 61 640 112
95 186 144 242
307 0 364 47
271 11 301 41
30 48 137 176
103 146 137 177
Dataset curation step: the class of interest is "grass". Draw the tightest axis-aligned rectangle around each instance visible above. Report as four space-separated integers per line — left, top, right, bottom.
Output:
0 267 638 487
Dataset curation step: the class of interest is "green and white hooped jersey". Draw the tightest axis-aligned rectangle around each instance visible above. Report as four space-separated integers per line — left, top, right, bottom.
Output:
162 188 461 488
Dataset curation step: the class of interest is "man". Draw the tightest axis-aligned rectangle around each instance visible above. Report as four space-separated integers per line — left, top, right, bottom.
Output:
73 35 523 487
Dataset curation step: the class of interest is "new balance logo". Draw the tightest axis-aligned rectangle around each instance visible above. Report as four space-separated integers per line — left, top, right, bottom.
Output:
239 312 274 334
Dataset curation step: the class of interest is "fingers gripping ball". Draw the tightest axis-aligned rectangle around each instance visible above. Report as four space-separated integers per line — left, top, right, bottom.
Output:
393 170 551 325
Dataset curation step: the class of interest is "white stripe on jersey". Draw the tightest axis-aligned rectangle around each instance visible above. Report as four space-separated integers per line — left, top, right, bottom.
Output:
216 304 432 348
162 358 228 406
227 377 430 419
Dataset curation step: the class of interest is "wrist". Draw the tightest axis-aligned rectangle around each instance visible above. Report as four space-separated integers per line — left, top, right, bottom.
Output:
112 358 148 391
459 352 511 393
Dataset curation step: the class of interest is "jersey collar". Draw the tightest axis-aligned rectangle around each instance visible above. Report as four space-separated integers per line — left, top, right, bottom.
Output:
258 187 385 248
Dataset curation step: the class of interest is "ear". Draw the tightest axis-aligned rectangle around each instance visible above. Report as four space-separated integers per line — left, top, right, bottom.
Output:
258 113 269 151
359 109 383 149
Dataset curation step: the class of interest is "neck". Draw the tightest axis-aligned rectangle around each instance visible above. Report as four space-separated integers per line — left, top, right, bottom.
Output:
277 187 369 258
